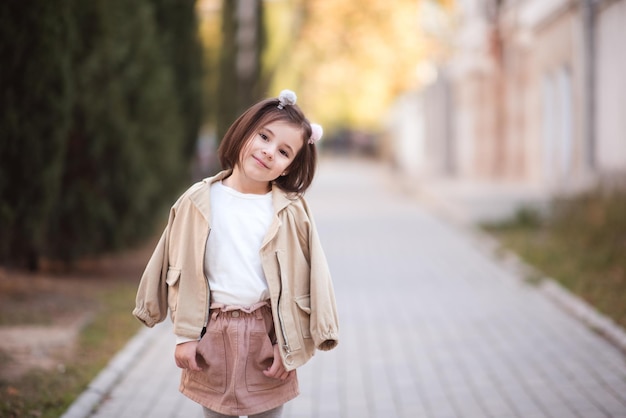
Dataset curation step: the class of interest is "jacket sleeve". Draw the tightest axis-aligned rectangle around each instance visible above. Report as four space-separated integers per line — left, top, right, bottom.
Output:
132 208 174 327
303 201 340 351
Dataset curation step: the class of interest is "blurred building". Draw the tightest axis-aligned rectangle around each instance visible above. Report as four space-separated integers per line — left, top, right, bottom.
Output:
388 0 626 221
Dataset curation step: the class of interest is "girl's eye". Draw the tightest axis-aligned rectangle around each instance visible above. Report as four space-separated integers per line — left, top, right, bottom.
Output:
279 149 289 157
259 133 268 141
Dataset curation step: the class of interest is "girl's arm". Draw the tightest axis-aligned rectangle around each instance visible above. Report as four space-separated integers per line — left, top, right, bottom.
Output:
133 221 172 327
302 201 340 351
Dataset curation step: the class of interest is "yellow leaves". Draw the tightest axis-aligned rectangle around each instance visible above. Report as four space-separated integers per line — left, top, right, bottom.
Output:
194 0 455 131
266 0 448 130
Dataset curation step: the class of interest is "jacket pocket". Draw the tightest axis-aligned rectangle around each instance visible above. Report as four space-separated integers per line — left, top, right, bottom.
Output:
294 295 312 339
166 267 181 315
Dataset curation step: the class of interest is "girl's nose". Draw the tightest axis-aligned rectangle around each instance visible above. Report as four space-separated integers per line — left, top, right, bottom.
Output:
262 147 274 160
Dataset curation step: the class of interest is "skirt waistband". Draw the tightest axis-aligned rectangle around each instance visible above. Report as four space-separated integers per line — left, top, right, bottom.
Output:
209 300 270 320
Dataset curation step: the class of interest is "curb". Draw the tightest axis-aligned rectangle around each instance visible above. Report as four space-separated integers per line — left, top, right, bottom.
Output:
539 279 626 353
61 325 159 418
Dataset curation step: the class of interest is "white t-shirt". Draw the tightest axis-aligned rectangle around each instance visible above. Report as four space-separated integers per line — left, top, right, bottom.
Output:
204 181 273 306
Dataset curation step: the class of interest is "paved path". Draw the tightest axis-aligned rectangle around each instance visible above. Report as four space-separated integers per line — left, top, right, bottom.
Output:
69 158 626 418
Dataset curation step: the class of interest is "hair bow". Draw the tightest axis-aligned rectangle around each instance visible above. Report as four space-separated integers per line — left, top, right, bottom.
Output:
309 123 323 145
277 89 297 109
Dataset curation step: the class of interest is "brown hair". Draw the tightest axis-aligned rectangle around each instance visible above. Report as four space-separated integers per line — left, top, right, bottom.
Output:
217 97 317 194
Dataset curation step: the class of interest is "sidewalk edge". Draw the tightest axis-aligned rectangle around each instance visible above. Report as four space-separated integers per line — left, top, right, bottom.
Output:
60 325 158 418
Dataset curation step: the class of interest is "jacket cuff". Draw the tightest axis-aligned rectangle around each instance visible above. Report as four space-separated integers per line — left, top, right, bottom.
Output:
176 335 199 345
315 329 339 351
317 338 338 351
132 307 158 328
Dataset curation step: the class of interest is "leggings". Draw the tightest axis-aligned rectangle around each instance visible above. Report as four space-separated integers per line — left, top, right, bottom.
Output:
202 404 284 418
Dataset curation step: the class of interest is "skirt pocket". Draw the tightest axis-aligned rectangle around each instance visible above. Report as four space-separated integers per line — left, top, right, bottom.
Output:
245 331 284 392
192 331 228 394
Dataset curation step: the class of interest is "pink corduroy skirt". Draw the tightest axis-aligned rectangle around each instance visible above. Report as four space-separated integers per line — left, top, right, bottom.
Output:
180 302 299 416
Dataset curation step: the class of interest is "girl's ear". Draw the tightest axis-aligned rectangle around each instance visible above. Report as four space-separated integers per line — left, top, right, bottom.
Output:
281 171 288 176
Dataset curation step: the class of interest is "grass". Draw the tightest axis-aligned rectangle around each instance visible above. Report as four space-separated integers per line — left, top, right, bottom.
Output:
483 184 626 331
0 279 141 418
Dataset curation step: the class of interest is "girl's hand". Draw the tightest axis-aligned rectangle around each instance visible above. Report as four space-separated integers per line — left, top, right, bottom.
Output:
263 344 293 380
175 341 202 371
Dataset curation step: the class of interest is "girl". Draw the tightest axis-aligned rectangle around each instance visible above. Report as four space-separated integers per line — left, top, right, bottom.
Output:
133 90 339 418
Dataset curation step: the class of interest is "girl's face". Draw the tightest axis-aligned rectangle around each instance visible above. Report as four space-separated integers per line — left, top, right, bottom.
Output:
234 120 304 193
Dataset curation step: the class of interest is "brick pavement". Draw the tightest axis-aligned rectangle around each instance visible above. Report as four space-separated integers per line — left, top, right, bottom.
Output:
65 157 626 418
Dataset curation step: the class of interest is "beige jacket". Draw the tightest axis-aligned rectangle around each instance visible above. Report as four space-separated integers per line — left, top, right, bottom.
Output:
133 170 339 370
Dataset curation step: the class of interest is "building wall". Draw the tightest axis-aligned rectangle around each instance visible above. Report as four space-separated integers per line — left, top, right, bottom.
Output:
501 18 529 180
595 0 626 173
386 91 426 177
522 2 585 188
448 24 497 179
387 0 625 195
424 70 455 176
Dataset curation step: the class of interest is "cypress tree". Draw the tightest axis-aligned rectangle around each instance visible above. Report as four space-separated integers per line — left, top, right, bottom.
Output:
152 0 204 160
44 0 186 263
0 1 73 269
0 0 203 267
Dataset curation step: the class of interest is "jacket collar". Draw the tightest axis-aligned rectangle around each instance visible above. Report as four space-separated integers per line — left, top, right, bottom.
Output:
188 170 294 222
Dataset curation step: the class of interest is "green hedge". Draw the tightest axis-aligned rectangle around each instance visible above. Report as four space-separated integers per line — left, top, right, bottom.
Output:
0 0 203 268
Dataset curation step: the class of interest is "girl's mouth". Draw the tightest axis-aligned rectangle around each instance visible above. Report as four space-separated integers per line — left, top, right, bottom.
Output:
253 155 269 169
